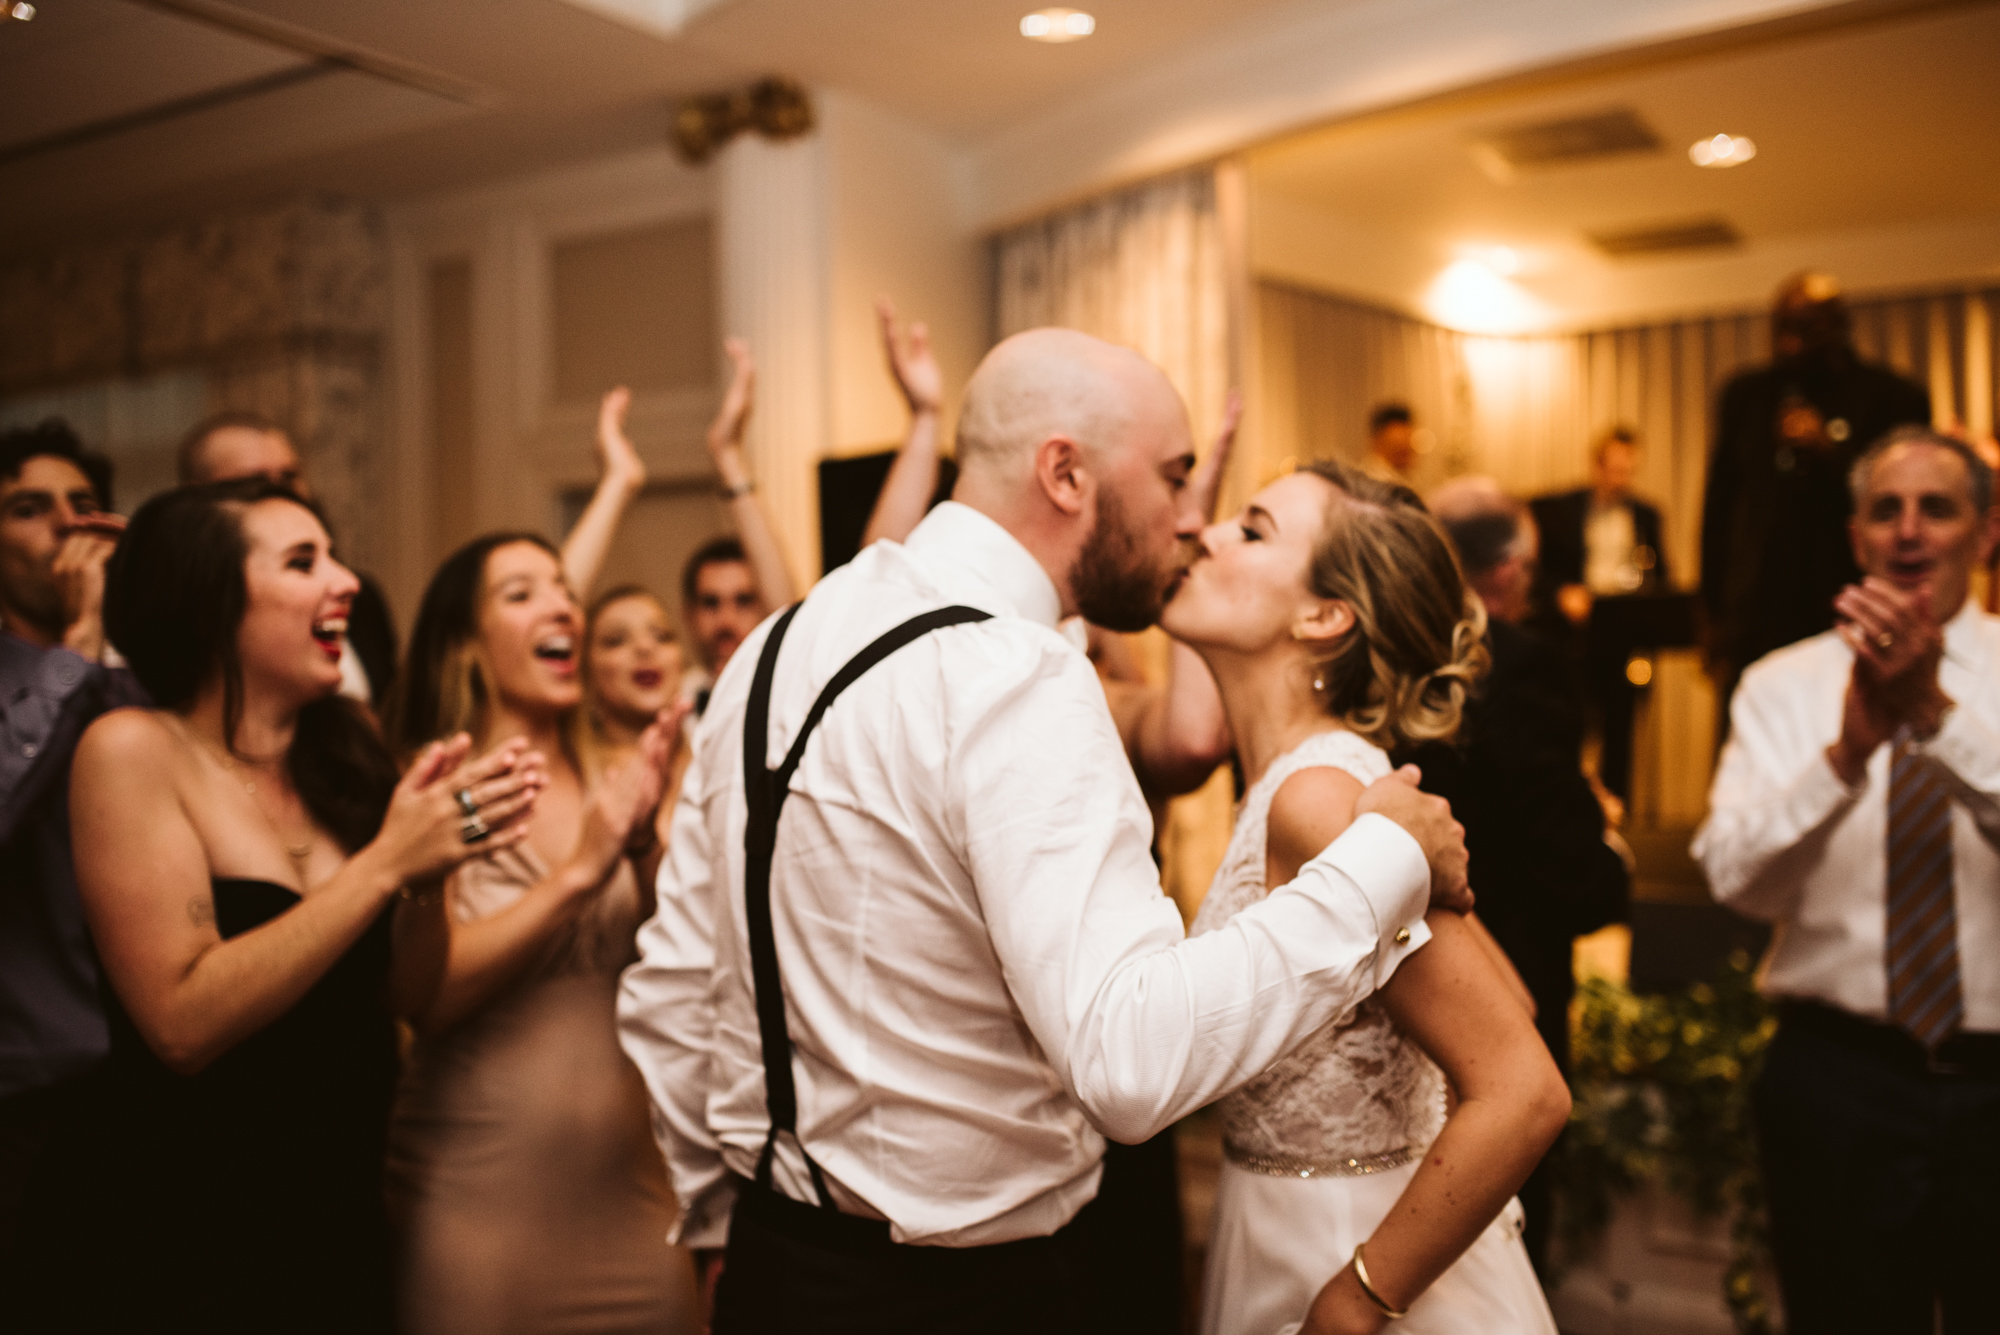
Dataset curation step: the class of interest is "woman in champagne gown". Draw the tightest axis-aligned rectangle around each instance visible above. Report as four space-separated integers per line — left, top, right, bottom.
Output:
384 532 697 1335
1161 461 1571 1335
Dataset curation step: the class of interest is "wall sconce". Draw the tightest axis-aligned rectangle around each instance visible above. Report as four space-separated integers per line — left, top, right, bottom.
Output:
672 77 815 165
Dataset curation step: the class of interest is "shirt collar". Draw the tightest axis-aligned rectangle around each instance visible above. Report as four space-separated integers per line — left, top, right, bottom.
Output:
903 501 1063 630
1944 595 1987 665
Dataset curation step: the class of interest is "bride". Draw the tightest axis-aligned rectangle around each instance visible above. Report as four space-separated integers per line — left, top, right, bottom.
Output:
1163 460 1570 1335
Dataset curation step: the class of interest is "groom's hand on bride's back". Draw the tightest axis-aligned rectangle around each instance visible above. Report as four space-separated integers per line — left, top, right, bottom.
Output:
1356 765 1473 913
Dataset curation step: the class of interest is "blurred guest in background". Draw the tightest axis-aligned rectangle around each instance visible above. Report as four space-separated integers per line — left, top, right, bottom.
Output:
681 340 798 709
582 583 690 841
0 422 139 1309
1361 401 1420 485
1696 427 2000 1334
1532 426 1671 799
66 479 535 1334
179 412 401 707
1700 272 1930 718
1422 475 1633 1274
384 531 695 1335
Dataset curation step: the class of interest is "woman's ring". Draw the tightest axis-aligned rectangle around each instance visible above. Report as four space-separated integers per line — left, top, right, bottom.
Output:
454 787 479 818
1876 630 1895 650
460 814 491 844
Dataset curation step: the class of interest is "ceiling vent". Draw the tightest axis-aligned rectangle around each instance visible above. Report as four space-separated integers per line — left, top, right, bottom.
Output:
1588 217 1744 257
1469 108 1662 181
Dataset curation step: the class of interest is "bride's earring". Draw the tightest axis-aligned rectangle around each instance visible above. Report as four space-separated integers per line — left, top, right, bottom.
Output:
1312 674 1325 692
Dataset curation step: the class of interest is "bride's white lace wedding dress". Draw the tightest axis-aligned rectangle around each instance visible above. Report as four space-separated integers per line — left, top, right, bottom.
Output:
1190 730 1557 1335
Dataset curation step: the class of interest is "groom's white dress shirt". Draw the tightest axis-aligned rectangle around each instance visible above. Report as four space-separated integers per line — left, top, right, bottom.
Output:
1694 599 2000 1029
617 501 1432 1249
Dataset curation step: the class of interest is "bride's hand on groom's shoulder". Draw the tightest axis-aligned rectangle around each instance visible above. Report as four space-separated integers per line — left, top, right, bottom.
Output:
1355 766 1473 914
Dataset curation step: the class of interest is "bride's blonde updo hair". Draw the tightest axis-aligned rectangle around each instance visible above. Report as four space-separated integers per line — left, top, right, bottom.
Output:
1297 459 1488 751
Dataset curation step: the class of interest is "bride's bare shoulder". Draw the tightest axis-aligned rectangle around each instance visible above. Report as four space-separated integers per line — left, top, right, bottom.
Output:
1264 764 1366 890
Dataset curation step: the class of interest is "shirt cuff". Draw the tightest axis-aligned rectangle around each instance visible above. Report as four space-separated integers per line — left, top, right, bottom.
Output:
670 1175 738 1251
1311 812 1431 990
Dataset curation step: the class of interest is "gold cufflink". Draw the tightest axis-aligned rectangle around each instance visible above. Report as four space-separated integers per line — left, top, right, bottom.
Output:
1394 926 1411 945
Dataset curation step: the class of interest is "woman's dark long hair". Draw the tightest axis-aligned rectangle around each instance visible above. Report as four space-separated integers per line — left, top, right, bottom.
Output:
104 479 398 853
385 532 562 762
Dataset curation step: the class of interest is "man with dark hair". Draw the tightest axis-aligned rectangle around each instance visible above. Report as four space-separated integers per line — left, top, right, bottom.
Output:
1531 426 1672 799
682 535 765 697
1417 476 1632 1273
0 420 143 1297
176 411 398 704
1698 426 2000 1331
1362 401 1418 484
1700 272 1930 718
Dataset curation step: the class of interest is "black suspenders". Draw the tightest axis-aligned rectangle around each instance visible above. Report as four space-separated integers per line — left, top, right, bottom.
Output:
741 602 992 1209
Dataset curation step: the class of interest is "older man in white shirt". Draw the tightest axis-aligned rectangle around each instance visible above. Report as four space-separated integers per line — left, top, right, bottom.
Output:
618 328 1471 1334
1695 426 2000 1335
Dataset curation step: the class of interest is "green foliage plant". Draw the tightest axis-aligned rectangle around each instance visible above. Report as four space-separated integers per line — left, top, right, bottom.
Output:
1555 951 1780 1334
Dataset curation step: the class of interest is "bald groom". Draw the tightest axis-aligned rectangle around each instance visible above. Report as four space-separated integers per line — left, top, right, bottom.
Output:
619 329 1471 1335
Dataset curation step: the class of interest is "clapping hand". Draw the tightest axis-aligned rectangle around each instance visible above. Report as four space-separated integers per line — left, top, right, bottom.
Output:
595 387 648 495
370 736 546 888
1827 576 1952 781
877 298 942 417
573 703 692 875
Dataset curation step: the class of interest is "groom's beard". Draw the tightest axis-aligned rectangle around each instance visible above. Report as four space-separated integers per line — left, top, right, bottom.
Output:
1070 487 1182 633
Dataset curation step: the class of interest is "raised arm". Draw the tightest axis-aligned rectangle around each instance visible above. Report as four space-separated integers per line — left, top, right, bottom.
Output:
861 298 945 548
74 722 534 1074
708 338 798 608
561 387 649 598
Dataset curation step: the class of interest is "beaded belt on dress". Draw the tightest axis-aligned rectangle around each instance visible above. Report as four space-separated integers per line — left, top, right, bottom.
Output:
1224 1141 1420 1178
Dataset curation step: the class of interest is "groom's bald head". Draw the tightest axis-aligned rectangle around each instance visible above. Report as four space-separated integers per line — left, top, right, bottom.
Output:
955 328 1173 487
950 328 1199 631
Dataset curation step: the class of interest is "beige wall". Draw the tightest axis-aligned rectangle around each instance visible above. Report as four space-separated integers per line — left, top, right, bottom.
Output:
821 90 985 460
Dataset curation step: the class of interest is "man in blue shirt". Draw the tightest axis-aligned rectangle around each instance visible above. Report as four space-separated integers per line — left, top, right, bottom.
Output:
0 421 142 1283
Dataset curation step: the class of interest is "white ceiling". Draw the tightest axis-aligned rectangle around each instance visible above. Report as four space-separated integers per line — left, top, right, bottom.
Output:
1247 1 2000 329
0 0 1305 248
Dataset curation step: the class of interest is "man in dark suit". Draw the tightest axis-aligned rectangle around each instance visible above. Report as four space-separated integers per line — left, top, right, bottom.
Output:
1418 478 1633 1274
1700 272 1930 720
1530 426 1670 799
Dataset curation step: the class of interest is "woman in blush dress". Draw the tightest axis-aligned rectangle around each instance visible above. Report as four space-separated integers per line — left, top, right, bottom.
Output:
580 583 692 836
1161 461 1571 1335
383 532 697 1335
67 480 539 1334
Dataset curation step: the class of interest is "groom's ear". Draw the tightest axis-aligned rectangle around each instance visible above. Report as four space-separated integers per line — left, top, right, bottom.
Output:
1292 599 1356 655
1033 433 1089 518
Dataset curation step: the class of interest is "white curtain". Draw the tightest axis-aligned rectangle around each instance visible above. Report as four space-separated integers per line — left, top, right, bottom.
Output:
991 166 1239 921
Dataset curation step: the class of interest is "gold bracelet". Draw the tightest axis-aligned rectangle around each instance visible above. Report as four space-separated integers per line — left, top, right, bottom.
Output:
1352 1242 1408 1320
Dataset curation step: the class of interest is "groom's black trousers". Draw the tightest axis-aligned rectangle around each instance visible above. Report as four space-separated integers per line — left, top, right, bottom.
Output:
712 1176 1092 1335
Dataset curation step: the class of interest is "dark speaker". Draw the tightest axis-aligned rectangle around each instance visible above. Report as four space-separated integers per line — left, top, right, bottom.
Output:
817 450 956 573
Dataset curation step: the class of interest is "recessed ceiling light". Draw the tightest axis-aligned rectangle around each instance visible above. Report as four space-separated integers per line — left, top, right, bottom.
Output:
1688 133 1756 168
1021 8 1094 42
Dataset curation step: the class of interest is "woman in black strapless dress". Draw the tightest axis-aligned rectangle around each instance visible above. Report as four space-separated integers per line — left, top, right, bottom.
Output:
63 480 545 1334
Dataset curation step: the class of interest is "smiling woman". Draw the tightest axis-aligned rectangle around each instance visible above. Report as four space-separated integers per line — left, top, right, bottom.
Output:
382 531 697 1335
60 479 540 1334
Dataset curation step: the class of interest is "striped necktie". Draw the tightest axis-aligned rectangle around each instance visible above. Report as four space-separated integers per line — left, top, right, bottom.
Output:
1885 738 1963 1050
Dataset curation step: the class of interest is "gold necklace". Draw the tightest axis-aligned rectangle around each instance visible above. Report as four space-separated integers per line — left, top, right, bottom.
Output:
184 724 315 866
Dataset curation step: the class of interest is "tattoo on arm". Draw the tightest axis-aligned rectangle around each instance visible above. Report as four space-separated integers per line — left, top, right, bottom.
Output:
186 896 215 929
